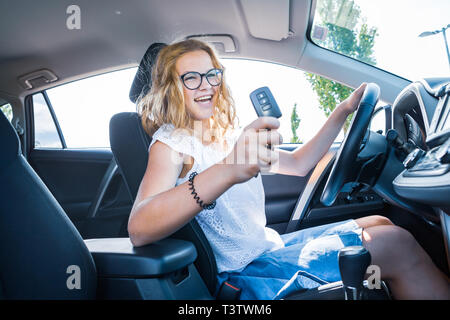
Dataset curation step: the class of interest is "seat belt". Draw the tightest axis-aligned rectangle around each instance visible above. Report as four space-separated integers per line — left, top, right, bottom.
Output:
216 281 241 300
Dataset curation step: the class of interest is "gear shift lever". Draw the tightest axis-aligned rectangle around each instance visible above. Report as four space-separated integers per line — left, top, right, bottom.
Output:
338 246 371 300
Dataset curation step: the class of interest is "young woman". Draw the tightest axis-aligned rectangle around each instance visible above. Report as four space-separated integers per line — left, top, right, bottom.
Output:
128 39 449 300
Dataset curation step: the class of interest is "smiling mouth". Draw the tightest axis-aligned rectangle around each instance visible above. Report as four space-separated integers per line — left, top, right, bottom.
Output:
194 95 213 103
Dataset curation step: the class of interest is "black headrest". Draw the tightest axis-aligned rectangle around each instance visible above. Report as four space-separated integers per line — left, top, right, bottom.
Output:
129 43 167 104
0 110 20 169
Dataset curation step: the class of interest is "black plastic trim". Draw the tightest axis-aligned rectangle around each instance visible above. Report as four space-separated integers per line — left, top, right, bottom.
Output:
84 238 197 278
42 91 66 148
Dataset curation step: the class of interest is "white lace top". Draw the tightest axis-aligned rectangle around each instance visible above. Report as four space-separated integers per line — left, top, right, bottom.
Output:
148 123 284 273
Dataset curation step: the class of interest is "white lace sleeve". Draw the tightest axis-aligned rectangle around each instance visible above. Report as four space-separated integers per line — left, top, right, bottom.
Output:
148 123 198 162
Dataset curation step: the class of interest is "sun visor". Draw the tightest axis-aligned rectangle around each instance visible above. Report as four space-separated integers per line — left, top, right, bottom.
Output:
240 0 290 41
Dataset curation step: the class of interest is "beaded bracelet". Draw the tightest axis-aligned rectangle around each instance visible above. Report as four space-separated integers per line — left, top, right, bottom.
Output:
188 172 216 210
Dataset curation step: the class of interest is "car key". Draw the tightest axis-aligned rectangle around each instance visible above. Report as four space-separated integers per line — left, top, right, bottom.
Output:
249 87 282 177
250 86 282 119
250 86 282 149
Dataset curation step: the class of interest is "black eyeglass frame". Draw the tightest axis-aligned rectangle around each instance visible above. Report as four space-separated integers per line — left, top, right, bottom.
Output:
179 68 223 90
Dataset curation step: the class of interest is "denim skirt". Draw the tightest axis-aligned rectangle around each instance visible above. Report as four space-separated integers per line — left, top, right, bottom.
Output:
216 219 363 300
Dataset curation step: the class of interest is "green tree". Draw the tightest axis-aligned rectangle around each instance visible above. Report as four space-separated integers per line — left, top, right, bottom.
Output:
290 103 302 143
306 0 377 132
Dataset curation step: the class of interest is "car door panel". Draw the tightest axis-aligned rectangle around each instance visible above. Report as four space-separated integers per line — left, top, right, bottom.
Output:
262 172 311 234
28 148 132 238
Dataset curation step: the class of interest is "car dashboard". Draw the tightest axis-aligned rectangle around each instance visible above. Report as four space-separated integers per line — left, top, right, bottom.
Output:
391 79 450 207
390 78 450 267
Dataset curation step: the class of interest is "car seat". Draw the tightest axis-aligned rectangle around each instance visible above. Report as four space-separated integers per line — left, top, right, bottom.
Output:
111 43 220 296
0 109 97 299
0 107 208 300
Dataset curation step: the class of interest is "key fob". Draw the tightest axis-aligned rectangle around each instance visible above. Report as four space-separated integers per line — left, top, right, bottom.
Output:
250 87 282 178
250 86 282 119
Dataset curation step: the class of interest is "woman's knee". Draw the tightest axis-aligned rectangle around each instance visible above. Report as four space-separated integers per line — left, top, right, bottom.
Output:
363 225 415 250
355 215 394 229
362 225 420 271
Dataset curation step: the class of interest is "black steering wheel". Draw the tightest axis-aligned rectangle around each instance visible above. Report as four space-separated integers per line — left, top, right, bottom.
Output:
320 83 380 206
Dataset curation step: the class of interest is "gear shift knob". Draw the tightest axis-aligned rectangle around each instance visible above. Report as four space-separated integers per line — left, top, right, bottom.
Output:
338 246 371 300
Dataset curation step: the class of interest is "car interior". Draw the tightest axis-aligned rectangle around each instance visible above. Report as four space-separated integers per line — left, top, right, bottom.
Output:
0 0 449 300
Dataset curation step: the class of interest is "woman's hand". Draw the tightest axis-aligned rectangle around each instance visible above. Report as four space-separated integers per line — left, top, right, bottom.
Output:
338 82 367 116
221 117 283 184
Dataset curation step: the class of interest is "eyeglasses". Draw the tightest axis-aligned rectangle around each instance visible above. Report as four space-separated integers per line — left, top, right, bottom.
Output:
180 68 223 90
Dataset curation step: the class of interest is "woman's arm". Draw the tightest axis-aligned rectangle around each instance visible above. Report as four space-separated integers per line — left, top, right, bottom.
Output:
128 141 236 246
128 117 281 247
270 83 367 177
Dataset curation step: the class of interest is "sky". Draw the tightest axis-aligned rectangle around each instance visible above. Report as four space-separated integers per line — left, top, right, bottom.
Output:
354 0 450 80
35 0 449 149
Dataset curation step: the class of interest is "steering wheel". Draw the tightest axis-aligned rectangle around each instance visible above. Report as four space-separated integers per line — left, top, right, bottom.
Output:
320 83 380 206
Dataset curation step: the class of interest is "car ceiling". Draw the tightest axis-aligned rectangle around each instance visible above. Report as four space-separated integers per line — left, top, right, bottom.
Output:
0 0 408 102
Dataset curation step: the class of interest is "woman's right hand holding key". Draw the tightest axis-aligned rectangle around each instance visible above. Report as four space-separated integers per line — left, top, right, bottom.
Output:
221 116 283 184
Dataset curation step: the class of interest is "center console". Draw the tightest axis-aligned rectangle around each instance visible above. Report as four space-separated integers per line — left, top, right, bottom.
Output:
393 81 450 207
393 136 450 206
84 237 212 300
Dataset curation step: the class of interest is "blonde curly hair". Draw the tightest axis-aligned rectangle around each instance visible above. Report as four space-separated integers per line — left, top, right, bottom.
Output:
137 39 238 149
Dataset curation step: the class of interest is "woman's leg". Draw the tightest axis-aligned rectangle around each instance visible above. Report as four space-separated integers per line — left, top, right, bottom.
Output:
354 214 394 229
360 224 449 299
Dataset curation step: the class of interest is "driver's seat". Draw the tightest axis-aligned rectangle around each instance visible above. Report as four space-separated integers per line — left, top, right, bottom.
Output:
110 112 219 295
111 43 219 296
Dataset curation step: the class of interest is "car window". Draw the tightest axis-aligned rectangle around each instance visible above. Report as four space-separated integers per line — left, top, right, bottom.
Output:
310 0 450 80
43 67 138 148
222 58 386 143
33 93 62 148
32 62 386 149
0 103 13 122
370 102 387 133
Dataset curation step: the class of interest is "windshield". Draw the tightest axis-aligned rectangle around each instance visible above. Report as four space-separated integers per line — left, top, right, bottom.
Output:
311 0 450 80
